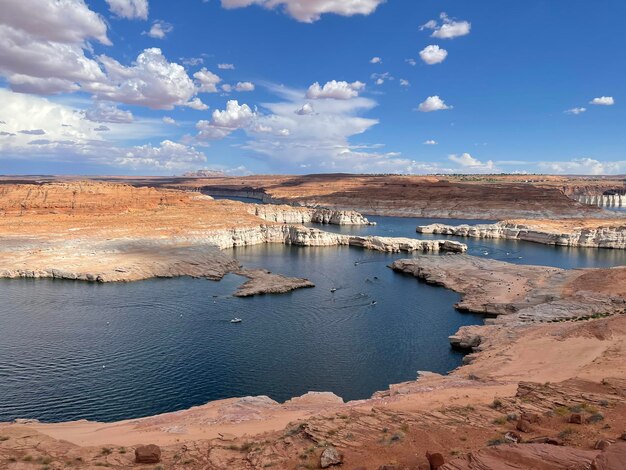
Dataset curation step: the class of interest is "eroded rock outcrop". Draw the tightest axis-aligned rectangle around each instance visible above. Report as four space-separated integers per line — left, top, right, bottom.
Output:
418 221 626 249
249 204 374 226
234 269 314 297
390 255 626 325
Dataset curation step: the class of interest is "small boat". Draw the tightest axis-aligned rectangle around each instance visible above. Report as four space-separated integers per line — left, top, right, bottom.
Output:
371 300 377 306
230 318 242 323
330 288 337 293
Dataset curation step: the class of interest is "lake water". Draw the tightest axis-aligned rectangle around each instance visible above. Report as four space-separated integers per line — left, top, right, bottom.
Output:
1 215 626 423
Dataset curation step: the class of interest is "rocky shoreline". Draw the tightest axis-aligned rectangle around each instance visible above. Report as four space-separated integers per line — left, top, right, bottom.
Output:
418 220 626 249
0 225 466 286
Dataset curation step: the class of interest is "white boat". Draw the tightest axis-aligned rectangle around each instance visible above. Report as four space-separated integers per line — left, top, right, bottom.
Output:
230 318 242 323
330 288 337 293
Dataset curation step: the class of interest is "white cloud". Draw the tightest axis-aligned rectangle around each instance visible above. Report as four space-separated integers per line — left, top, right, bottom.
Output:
421 12 471 39
194 67 222 93
405 58 417 66
105 0 149 20
234 81 255 92
306 80 365 100
145 20 173 39
97 48 204 110
84 101 134 123
370 57 382 64
590 96 615 106
417 95 452 112
218 63 235 70
448 153 496 172
221 84 232 93
0 0 109 94
565 107 586 115
162 116 177 125
0 0 111 45
0 88 203 172
295 103 315 115
539 157 622 175
0 4 205 111
419 45 448 65
399 79 410 87
117 140 207 170
220 0 385 23
423 140 437 145
196 100 256 140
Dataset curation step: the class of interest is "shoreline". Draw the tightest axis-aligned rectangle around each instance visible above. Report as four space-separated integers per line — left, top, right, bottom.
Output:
2 180 626 468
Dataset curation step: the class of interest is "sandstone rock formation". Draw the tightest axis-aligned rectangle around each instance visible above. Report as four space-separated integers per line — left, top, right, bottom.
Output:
390 255 626 325
234 269 314 297
134 444 161 463
175 174 608 220
418 220 626 249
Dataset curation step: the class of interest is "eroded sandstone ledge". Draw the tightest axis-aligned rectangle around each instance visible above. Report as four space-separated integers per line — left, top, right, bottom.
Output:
418 219 626 249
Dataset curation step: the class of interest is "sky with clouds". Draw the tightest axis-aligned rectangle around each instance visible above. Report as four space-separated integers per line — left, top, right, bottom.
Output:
0 0 624 176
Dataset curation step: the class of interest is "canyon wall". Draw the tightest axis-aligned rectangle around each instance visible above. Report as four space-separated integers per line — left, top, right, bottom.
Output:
417 221 626 249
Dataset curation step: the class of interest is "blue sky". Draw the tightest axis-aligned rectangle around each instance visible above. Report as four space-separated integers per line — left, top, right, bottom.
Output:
0 0 623 175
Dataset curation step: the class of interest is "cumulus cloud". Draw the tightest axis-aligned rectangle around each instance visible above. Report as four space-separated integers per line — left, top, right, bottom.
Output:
448 153 496 172
0 3 205 111
218 63 235 70
0 0 111 45
196 100 256 140
423 140 437 145
370 57 382 64
0 88 204 172
116 140 207 169
145 20 173 39
97 48 204 110
417 95 452 112
194 67 222 93
590 96 615 106
0 0 109 94
419 45 448 65
220 0 385 23
105 0 149 20
162 116 177 125
565 107 586 115
405 58 417 66
234 81 255 92
421 12 471 39
399 79 410 87
306 80 365 100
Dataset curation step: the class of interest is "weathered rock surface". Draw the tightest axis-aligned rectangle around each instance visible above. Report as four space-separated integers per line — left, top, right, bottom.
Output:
249 204 374 225
234 269 314 297
134 444 161 463
440 443 599 470
390 255 626 325
320 446 342 468
417 220 626 249
180 174 607 220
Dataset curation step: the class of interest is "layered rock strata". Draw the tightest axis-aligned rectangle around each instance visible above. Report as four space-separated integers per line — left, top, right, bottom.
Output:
0 226 466 283
248 204 374 225
234 269 315 297
391 255 626 326
418 221 626 249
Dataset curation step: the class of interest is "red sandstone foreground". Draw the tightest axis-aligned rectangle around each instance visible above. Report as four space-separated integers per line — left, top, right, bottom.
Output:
0 179 625 469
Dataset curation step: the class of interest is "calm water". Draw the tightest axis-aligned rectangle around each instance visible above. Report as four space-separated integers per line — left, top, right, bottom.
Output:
1 215 625 423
